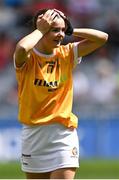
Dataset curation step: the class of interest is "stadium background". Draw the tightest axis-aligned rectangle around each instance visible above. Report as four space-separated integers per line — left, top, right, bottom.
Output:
0 0 119 179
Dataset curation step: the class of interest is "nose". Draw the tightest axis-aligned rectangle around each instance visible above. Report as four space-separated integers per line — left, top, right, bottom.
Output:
58 30 65 38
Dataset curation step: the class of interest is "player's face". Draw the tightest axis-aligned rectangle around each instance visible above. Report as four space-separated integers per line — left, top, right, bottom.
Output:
43 17 66 48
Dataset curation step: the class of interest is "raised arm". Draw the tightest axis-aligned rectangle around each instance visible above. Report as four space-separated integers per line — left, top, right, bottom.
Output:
14 30 43 67
73 28 108 57
14 9 58 67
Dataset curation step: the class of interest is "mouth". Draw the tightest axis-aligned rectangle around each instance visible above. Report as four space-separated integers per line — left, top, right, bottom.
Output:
53 39 62 44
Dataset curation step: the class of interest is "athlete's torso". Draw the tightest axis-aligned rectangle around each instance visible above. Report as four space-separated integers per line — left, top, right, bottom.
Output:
15 43 80 127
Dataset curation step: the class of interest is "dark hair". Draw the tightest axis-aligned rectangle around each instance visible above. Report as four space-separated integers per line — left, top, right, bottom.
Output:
32 8 73 36
33 8 48 30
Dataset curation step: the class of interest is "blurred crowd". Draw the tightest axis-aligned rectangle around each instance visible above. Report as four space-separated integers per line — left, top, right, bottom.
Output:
0 0 119 119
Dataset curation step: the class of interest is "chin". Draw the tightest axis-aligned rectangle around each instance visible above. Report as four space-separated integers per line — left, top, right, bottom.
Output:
53 41 61 48
56 44 60 47
55 43 61 47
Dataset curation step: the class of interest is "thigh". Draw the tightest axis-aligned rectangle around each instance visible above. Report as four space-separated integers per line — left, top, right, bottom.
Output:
50 167 76 179
25 172 50 179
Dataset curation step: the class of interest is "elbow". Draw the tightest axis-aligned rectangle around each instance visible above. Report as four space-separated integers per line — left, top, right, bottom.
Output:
103 32 109 42
16 43 27 54
15 43 28 59
100 33 109 45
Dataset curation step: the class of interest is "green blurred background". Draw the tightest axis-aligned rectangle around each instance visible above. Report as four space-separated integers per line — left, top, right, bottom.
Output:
0 159 119 179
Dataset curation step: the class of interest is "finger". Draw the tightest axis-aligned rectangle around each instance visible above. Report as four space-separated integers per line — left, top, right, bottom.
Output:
43 9 54 19
37 14 43 20
53 9 66 19
50 12 60 20
43 10 60 25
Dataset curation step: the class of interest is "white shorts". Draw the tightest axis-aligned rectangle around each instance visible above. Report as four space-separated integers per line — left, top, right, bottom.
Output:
21 123 79 173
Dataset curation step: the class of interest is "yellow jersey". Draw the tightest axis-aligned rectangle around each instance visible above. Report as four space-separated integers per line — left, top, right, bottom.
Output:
14 42 80 128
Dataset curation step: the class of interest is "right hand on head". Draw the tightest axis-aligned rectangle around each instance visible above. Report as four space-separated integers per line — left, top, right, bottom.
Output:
36 9 59 35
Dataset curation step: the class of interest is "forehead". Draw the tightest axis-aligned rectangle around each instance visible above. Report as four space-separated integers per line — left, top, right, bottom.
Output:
52 17 65 28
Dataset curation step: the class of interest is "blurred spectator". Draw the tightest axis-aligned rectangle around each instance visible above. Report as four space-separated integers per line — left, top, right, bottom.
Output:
4 0 25 8
73 66 90 105
23 0 67 15
105 11 119 45
103 11 119 60
0 31 14 71
0 5 17 30
115 70 119 102
66 0 101 27
0 66 16 103
91 56 117 105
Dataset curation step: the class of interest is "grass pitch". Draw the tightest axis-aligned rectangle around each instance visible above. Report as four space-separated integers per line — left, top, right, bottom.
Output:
0 159 119 179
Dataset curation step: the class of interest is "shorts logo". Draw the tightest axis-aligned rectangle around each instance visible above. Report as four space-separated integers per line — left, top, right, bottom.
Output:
71 147 78 157
22 153 31 157
21 154 31 166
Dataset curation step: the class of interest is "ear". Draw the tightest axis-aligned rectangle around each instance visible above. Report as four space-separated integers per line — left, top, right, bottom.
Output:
65 18 73 36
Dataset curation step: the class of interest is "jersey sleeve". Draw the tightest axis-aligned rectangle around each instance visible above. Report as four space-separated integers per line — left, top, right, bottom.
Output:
13 50 33 73
64 42 82 69
72 42 82 67
13 53 26 71
72 42 82 68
